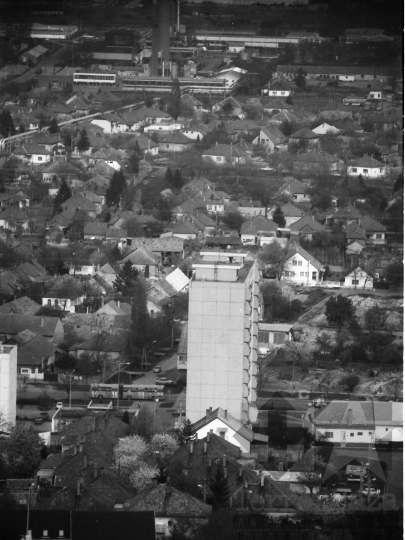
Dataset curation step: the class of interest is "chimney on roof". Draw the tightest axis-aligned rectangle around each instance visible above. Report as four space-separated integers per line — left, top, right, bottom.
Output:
260 473 264 487
41 317 44 327
222 456 226 467
207 432 210 442
206 407 212 418
347 408 353 426
224 409 227 419
118 300 120 308
190 442 194 454
203 442 207 453
239 467 243 477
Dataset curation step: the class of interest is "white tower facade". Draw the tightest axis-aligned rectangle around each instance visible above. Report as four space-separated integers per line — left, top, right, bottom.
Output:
0 345 17 427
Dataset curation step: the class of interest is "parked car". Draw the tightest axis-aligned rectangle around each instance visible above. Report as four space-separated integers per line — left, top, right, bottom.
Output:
153 366 162 373
156 377 174 385
34 417 44 425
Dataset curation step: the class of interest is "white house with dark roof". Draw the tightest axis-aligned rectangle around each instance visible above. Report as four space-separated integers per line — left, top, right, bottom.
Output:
347 156 386 178
240 216 278 246
13 144 52 165
359 215 386 244
311 122 340 135
252 126 286 153
277 203 305 227
157 132 194 153
258 323 293 354
192 407 268 454
202 144 248 165
278 181 310 204
343 266 373 289
306 400 403 445
261 79 292 97
289 215 324 240
120 246 161 278
281 246 323 286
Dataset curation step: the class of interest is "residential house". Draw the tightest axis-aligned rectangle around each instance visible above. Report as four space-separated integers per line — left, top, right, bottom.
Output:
42 276 85 313
192 407 268 454
228 119 261 138
94 263 118 288
261 79 292 97
281 246 323 286
70 330 126 361
61 193 100 218
0 314 64 344
339 28 395 44
206 192 227 216
120 246 161 278
190 212 217 237
332 117 364 132
96 300 131 316
359 215 386 244
215 67 247 91
306 400 403 445
237 200 266 218
69 258 99 276
205 236 243 250
83 221 108 240
252 126 286 153
212 96 244 118
371 110 402 132
278 181 310 204
123 237 185 265
345 222 367 246
172 221 200 240
289 128 320 147
42 160 80 183
240 216 278 246
30 132 65 152
0 296 40 316
137 107 171 125
292 151 341 174
289 215 324 240
182 124 211 140
258 323 293 354
343 266 373 289
260 98 294 115
130 134 159 156
347 156 386 178
143 121 185 134
157 132 194 153
66 94 91 115
46 100 73 121
8 329 56 378
325 205 361 227
311 122 340 135
12 144 52 165
181 93 204 112
0 207 30 231
202 144 248 165
91 113 127 134
124 484 211 536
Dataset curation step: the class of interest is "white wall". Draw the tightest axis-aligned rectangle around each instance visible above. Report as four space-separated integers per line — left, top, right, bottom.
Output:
0 345 17 426
196 418 250 453
282 252 320 286
347 166 385 178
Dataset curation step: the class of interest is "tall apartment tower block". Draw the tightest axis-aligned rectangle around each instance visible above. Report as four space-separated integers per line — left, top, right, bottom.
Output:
0 345 17 427
186 251 259 424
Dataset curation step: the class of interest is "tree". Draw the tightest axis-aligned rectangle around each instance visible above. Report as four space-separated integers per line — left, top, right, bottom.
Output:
168 78 181 121
125 217 144 237
209 468 230 510
1 425 44 477
164 167 174 186
172 169 184 190
177 418 196 445
49 117 59 134
339 374 360 394
0 109 15 137
364 305 386 333
128 151 140 174
325 295 356 331
58 372 76 403
221 210 245 231
53 178 72 212
130 407 155 440
387 260 403 288
294 68 307 89
122 410 130 424
105 170 127 207
77 128 90 153
258 241 290 280
149 433 179 457
113 434 148 478
297 453 326 499
315 331 333 356
129 462 158 492
272 206 286 227
113 260 140 296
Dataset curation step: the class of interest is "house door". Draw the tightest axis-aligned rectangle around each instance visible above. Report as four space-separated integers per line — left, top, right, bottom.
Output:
312 272 317 281
341 431 346 445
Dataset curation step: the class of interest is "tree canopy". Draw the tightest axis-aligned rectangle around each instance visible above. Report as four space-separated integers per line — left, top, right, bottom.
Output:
325 295 356 331
113 260 140 296
272 206 286 228
0 425 44 477
168 78 181 121
53 178 72 212
105 170 127 207
77 128 90 152
258 241 290 280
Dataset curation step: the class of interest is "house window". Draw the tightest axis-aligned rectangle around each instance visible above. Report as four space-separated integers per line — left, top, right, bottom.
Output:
47 299 51 306
293 260 298 266
37 156 42 161
281 91 285 95
218 430 226 439
55 299 58 306
258 331 269 343
352 168 357 173
352 280 359 285
300 272 304 277
31 369 36 374
357 432 363 435
273 332 286 344
216 157 221 162
298 261 302 266
363 169 367 173
376 234 382 239
166 144 169 149
325 432 333 438
350 433 354 437
21 368 29 374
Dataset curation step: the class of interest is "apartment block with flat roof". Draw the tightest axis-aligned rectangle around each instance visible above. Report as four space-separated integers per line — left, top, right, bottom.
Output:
186 254 260 424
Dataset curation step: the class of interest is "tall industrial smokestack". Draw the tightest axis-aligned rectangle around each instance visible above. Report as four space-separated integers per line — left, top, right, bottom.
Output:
151 0 171 77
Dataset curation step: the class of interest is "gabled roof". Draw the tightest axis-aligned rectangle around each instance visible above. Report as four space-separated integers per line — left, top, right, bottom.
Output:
121 245 161 266
0 296 40 315
280 203 305 218
192 407 257 443
0 314 60 338
286 245 323 270
241 216 278 235
13 143 52 156
261 98 294 110
172 221 200 235
125 484 212 516
313 400 403 427
349 155 384 168
70 330 125 352
292 151 339 164
15 331 56 366
290 215 324 233
359 214 386 232
126 236 184 253
84 221 108 236
330 204 361 219
158 132 193 145
203 144 248 158
259 125 285 143
290 127 319 140
345 222 366 240
280 180 309 195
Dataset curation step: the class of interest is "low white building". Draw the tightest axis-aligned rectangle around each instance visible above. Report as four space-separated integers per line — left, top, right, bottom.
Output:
144 122 184 134
191 407 268 454
343 266 373 289
281 246 323 286
307 400 403 445
312 122 340 135
347 156 386 178
258 323 293 354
